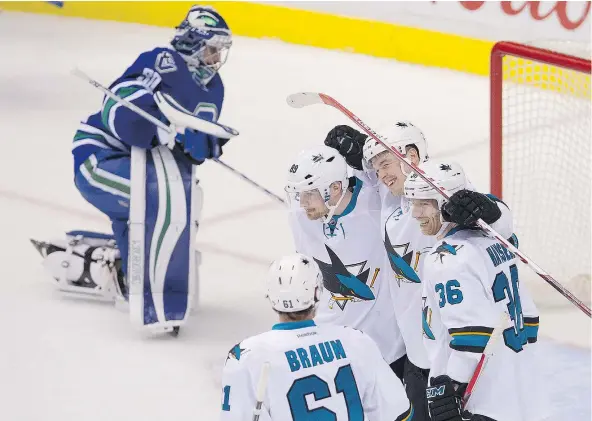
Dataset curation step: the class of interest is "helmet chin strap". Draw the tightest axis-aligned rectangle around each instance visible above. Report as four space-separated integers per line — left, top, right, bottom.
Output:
436 220 456 240
322 188 348 224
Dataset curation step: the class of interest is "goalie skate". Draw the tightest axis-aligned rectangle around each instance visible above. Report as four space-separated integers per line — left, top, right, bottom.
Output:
31 231 127 302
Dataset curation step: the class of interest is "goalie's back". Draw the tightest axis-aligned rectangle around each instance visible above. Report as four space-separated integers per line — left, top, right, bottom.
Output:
220 320 412 421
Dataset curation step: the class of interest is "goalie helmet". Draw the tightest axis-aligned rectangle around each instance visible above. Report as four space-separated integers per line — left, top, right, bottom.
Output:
285 145 350 222
265 253 324 313
403 160 467 209
171 5 232 85
363 121 429 167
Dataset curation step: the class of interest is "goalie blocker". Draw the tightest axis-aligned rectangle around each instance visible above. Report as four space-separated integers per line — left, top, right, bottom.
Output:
32 145 202 334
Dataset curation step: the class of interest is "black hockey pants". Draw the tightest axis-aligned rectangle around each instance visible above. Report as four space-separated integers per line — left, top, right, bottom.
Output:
390 355 430 421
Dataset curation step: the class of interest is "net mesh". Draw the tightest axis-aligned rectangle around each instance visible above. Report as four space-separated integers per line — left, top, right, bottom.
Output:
499 41 591 308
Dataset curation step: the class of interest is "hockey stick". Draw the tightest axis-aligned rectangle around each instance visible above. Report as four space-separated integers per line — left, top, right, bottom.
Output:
252 362 271 421
71 68 285 205
287 92 591 318
213 159 285 205
72 68 237 139
461 311 508 408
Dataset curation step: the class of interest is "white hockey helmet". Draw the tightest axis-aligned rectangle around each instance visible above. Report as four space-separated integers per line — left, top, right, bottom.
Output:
363 121 429 167
404 160 467 209
265 253 324 313
285 145 350 222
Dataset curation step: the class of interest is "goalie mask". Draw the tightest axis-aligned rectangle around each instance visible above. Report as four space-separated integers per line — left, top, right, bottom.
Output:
285 145 350 223
171 5 232 85
265 253 324 313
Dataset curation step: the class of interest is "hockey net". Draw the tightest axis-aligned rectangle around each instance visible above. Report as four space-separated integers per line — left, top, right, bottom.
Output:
490 41 591 309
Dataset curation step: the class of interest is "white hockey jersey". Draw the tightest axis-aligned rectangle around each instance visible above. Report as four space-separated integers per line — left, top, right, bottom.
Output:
219 320 413 421
289 178 404 364
421 227 548 421
381 184 515 371
380 188 432 370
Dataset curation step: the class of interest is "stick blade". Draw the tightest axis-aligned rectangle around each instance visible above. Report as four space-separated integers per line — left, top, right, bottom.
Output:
286 92 323 108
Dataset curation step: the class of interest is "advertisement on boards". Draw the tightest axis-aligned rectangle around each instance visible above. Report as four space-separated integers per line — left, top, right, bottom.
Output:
277 1 590 42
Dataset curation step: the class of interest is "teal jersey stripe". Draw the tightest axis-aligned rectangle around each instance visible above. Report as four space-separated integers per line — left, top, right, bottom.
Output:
83 159 131 195
74 131 107 143
450 333 490 349
524 317 539 343
101 86 144 130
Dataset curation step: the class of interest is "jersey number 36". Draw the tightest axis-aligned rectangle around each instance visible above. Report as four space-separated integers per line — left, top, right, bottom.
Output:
492 264 528 353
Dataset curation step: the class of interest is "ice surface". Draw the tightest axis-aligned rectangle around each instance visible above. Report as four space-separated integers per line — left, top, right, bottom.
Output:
0 12 589 421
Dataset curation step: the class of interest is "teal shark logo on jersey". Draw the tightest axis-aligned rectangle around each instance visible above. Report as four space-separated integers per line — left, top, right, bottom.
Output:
431 241 463 263
314 245 376 311
392 207 403 221
422 297 435 340
226 343 248 363
384 230 420 286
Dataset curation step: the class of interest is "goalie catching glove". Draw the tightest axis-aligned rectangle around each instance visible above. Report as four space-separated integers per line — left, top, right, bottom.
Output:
324 125 367 170
441 190 502 227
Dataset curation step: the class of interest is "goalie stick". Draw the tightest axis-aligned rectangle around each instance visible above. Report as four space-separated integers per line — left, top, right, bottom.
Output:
287 92 590 318
72 68 285 205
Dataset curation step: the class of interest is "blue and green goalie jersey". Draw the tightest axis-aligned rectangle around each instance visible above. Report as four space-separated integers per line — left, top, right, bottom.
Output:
71 47 225 173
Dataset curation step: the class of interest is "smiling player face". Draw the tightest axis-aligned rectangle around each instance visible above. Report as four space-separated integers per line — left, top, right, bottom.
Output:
372 153 407 196
410 199 442 235
371 148 419 196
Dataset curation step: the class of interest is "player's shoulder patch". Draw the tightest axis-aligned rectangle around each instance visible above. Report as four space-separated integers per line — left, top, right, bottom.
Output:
430 240 464 264
155 50 178 74
225 341 251 365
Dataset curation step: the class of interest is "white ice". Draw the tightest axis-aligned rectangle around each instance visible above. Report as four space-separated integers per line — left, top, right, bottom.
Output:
0 12 589 421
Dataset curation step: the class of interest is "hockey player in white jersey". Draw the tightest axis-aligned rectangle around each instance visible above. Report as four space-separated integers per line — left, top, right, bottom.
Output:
284 145 405 373
324 124 515 421
404 161 546 421
220 253 414 421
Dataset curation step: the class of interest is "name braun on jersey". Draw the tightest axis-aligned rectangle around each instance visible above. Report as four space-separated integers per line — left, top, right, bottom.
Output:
285 339 347 372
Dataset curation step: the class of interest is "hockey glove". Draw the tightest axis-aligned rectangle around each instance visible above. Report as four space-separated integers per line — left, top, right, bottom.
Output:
177 128 226 164
441 190 502 227
426 375 470 421
324 125 368 170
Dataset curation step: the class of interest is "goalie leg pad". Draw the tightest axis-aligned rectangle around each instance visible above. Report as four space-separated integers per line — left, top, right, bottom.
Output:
128 146 201 332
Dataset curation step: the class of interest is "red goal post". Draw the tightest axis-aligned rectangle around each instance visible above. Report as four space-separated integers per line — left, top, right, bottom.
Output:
490 41 591 308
